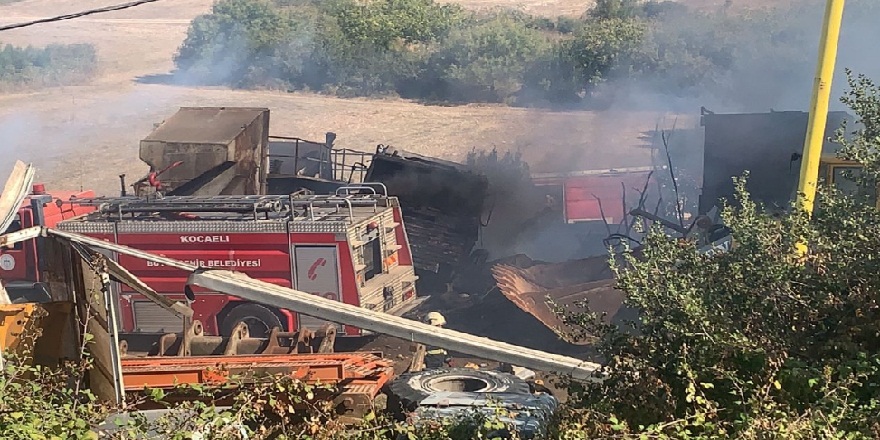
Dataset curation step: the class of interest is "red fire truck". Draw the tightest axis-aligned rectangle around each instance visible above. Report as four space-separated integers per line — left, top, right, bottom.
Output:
55 187 420 337
0 184 97 302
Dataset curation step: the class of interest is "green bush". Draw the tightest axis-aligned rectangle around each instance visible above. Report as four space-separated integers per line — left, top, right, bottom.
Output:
173 0 879 107
1 342 517 439
428 13 551 103
174 0 574 103
0 43 97 89
567 18 647 88
174 0 305 86
330 0 464 49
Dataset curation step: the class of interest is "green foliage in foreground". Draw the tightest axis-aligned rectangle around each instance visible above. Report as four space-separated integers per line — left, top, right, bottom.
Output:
0 340 518 439
0 43 97 90
554 71 880 438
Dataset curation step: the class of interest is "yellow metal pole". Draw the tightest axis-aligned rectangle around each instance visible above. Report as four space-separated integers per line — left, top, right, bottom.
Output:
797 0 846 215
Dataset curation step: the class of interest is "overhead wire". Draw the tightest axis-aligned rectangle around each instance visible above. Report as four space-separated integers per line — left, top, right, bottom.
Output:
0 0 163 32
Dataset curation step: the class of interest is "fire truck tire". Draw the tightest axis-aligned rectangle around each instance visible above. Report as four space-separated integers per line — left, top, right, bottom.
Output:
387 368 531 412
220 303 284 338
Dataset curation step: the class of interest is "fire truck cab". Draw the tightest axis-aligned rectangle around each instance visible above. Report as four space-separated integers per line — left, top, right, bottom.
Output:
0 184 97 302
56 187 420 337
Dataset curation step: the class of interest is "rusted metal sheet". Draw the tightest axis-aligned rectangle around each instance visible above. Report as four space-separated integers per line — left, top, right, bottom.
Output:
119 352 392 390
75 255 126 404
118 349 395 420
491 255 627 344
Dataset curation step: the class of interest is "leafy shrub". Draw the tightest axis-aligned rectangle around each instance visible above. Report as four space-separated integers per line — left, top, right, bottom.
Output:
589 0 643 20
428 13 551 103
173 0 879 108
330 0 464 48
174 0 305 86
174 0 582 103
1 328 519 439
566 18 647 88
0 43 97 90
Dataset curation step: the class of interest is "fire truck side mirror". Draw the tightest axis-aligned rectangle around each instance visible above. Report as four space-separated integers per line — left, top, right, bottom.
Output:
184 285 196 303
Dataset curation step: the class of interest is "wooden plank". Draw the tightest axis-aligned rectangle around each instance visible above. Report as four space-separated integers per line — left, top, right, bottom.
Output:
75 258 124 403
0 161 35 232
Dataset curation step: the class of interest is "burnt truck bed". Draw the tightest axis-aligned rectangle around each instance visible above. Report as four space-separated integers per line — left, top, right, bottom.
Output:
263 140 487 290
699 110 852 213
364 147 489 288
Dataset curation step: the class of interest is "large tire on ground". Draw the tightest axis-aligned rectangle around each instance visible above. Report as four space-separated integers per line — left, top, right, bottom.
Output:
220 303 283 338
387 368 531 412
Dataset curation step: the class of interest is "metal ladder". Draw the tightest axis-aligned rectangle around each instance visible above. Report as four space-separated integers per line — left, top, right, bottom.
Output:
78 195 293 221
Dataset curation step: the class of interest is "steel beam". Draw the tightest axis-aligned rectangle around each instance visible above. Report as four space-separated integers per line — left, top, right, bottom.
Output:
102 257 193 319
48 228 602 381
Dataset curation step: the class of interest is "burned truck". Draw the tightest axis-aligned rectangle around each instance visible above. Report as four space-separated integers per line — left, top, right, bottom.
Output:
133 107 489 291
364 146 488 288
490 109 859 344
265 142 489 287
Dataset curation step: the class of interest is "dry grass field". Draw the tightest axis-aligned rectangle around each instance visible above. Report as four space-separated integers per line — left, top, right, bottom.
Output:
0 0 786 194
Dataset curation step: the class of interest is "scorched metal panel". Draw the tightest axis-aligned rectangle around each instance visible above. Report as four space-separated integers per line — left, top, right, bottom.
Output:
562 172 654 223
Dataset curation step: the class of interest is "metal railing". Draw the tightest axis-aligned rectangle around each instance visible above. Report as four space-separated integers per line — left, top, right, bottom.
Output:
76 191 391 223
267 135 372 184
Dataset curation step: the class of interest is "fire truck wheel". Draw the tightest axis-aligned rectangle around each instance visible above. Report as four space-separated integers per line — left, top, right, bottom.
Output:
386 368 531 412
220 303 284 338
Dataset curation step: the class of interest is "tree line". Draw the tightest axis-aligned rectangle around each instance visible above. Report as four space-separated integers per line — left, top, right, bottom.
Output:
173 0 877 108
0 42 97 90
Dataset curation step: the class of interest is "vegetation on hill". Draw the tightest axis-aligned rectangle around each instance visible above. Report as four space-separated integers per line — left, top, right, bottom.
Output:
173 0 877 108
0 42 97 90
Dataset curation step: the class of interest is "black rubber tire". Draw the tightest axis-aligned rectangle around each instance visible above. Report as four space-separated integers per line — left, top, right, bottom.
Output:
387 368 531 412
220 303 283 338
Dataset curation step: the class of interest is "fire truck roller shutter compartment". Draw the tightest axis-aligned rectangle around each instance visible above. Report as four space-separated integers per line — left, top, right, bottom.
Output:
294 245 343 332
